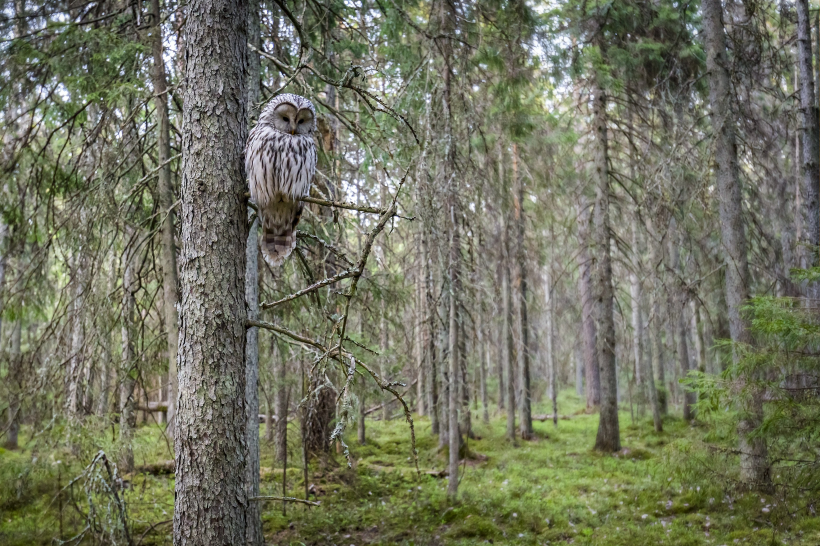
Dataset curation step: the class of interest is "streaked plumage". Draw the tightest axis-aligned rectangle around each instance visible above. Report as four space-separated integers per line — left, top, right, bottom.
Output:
245 93 317 266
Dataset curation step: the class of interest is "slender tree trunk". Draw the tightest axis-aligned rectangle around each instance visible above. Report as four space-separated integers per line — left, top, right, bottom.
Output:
797 0 820 272
478 307 490 423
512 144 532 440
545 267 558 427
119 244 137 473
358 384 366 445
591 78 620 453
5 320 21 449
424 232 439 435
669 221 694 421
575 346 584 397
502 252 516 443
648 221 668 416
577 205 601 409
447 208 461 499
244 4 262 540
150 0 181 439
702 0 769 489
415 256 426 416
634 222 662 432
274 340 288 463
174 0 249 539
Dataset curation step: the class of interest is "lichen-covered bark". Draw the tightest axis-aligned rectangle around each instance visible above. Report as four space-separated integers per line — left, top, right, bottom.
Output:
174 0 249 540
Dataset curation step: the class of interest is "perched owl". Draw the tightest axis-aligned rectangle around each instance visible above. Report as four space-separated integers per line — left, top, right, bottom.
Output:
245 93 317 267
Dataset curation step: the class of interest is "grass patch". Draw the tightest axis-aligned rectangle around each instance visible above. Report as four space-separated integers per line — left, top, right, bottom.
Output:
2 390 819 545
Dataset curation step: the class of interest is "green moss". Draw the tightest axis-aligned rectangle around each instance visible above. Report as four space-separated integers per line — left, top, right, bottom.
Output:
1 391 818 545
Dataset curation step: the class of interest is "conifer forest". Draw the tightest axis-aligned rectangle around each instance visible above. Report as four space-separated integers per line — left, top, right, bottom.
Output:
3 0 820 542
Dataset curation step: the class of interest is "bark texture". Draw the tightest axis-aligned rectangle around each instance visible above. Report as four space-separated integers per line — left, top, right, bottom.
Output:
591 82 620 453
512 144 532 439
796 0 820 270
174 0 249 540
244 2 262 542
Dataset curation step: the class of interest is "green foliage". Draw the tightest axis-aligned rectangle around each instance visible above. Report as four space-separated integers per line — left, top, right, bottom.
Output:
680 287 820 531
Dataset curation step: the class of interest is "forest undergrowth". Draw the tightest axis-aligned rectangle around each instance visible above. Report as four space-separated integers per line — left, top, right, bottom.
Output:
2 390 819 546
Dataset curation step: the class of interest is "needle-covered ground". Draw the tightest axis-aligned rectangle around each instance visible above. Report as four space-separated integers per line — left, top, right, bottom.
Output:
2 391 819 545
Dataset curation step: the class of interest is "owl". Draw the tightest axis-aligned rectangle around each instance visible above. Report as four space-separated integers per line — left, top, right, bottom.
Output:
245 93 317 267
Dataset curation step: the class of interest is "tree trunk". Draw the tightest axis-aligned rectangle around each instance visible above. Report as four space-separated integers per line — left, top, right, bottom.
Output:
119 244 137 473
591 80 620 453
174 0 249 539
647 220 668 416
150 0 180 438
358 385 366 445
701 0 769 489
447 206 461 499
577 204 601 409
575 346 584 397
273 340 288 463
478 306 490 423
502 252 516 443
797 0 820 271
633 221 662 432
669 220 694 421
5 320 21 449
512 144 532 440
244 1 262 541
415 255 426 416
423 231 439 435
545 267 558 428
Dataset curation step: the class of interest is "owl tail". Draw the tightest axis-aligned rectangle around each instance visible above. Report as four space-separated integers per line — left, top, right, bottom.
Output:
260 204 303 267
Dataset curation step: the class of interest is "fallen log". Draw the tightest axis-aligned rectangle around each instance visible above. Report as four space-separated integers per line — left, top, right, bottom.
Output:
532 414 572 422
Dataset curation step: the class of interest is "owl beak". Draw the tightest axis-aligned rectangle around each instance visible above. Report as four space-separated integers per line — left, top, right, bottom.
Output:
290 120 297 135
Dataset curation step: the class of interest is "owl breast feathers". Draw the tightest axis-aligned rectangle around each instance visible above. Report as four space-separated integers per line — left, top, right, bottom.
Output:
245 93 318 267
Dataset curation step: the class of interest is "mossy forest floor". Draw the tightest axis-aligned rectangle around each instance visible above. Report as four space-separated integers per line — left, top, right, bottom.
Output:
2 390 819 545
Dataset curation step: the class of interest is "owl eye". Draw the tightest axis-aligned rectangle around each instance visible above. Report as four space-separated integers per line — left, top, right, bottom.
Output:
298 119 304 124
282 116 290 122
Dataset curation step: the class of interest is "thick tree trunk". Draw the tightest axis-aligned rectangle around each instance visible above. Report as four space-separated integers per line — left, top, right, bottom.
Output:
797 0 820 271
701 0 769 489
591 81 620 453
174 0 249 540
577 206 601 409
150 0 180 438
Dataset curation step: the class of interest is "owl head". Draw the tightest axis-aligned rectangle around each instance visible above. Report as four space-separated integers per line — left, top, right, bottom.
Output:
259 93 316 136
